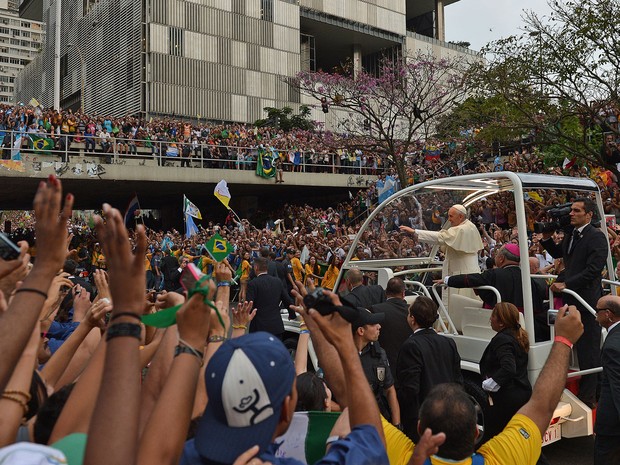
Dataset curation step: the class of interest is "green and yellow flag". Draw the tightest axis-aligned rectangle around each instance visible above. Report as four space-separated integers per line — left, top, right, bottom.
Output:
205 233 233 262
29 135 55 154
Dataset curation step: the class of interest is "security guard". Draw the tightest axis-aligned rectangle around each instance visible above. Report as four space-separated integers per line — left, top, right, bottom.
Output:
352 308 401 429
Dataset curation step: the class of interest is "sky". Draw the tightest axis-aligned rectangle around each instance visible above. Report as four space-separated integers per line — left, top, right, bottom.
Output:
444 0 553 51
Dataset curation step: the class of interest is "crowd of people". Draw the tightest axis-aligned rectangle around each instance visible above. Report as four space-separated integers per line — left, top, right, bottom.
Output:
2 100 620 463
0 175 593 465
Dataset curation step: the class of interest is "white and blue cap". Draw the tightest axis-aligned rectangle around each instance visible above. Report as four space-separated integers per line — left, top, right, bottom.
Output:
195 332 296 463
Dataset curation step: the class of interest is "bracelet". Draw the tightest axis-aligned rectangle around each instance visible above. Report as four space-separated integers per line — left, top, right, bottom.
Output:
554 336 574 349
14 288 48 299
175 343 204 366
106 323 142 341
110 312 142 322
300 330 310 334
3 390 32 402
1 393 28 416
217 281 231 287
208 334 227 343
232 324 247 330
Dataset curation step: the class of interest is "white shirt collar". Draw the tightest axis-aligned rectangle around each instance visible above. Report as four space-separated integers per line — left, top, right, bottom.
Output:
575 223 590 234
609 320 620 332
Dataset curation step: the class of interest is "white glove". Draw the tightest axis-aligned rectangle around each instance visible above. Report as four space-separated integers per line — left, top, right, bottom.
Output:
482 378 500 392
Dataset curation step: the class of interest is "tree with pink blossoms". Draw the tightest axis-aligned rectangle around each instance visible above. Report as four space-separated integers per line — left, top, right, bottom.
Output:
289 52 476 187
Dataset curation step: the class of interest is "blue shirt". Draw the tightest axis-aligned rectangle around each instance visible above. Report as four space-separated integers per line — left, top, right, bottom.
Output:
180 424 388 465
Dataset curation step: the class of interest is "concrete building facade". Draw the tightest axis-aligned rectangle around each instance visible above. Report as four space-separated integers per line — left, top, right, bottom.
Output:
15 0 474 122
0 0 43 103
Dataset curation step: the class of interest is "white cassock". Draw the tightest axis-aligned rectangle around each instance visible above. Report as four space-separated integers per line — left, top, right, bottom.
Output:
416 219 484 302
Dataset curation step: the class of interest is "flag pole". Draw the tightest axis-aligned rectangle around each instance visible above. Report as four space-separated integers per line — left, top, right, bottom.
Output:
136 194 144 224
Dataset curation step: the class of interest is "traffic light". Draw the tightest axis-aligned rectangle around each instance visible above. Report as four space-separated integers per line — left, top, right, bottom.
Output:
321 97 329 113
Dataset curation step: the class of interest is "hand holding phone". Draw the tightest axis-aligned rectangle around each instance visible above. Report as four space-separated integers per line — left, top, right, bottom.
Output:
0 232 21 261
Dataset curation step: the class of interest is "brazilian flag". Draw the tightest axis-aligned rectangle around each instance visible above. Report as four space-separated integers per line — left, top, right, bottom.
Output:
29 135 55 154
205 233 233 262
256 149 276 179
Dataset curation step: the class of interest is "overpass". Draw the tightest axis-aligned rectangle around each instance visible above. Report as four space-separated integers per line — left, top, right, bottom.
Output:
0 152 376 226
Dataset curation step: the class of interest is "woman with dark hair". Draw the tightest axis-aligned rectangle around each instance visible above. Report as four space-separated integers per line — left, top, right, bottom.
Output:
480 302 532 441
320 255 341 291
304 255 322 290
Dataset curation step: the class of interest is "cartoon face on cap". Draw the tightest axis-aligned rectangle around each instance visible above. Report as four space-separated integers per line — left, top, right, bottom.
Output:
222 349 274 427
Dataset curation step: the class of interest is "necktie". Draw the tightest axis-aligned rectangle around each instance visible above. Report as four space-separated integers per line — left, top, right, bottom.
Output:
569 229 579 253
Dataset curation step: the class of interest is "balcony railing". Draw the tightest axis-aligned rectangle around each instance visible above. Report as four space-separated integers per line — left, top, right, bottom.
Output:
0 129 384 177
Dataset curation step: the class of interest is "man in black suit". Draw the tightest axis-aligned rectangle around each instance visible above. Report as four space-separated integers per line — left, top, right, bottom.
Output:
444 244 547 340
396 296 463 441
541 197 608 406
247 256 295 338
342 268 385 309
594 296 620 464
371 277 412 374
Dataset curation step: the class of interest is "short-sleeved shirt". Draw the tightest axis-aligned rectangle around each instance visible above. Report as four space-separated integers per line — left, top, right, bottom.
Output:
360 342 395 420
180 424 388 465
423 414 542 465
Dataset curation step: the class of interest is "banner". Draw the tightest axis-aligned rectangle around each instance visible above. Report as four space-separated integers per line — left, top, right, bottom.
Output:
377 175 397 203
185 213 199 238
256 149 276 178
29 135 55 154
214 179 231 209
183 195 202 220
123 194 141 228
205 233 233 262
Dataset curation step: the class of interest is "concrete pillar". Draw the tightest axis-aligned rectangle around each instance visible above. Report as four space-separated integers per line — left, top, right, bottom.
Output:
352 44 362 78
435 0 445 41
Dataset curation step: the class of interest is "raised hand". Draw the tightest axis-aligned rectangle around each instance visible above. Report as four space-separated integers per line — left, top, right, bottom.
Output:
94 204 147 315
32 175 74 275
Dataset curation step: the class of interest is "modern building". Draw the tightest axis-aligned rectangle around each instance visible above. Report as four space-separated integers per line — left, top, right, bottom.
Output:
15 0 476 122
0 0 43 103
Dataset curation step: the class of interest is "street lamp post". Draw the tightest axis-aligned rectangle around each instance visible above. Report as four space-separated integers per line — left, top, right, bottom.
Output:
67 43 85 113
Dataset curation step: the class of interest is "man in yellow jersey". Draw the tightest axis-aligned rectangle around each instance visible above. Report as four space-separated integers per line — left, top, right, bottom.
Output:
411 304 584 465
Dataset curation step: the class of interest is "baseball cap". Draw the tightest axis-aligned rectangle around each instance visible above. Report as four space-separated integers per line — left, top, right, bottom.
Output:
352 308 385 330
195 332 296 464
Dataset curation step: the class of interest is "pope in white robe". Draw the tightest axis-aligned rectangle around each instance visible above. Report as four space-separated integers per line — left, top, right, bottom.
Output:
400 204 484 303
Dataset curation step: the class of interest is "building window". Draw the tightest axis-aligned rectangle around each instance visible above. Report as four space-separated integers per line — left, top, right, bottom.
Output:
60 53 68 78
169 27 183 57
260 0 273 22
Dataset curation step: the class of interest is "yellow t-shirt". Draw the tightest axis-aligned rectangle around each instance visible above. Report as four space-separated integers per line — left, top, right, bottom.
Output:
381 417 414 465
240 259 251 281
424 414 542 465
321 265 339 290
291 257 304 282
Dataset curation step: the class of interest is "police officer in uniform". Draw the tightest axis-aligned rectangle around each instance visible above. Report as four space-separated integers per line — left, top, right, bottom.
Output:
352 308 401 428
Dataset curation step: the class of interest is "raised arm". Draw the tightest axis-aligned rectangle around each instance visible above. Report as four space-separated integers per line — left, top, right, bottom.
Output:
308 291 386 447
84 205 147 465
0 175 73 392
517 304 584 435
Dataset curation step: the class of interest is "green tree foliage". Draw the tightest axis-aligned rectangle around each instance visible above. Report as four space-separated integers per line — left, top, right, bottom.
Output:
254 105 315 132
289 52 475 187
478 0 620 172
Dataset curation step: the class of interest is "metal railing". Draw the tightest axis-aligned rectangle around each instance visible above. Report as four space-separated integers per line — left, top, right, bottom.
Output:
0 129 385 176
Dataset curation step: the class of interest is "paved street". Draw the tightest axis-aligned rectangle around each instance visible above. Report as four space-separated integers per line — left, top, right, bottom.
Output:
543 435 594 464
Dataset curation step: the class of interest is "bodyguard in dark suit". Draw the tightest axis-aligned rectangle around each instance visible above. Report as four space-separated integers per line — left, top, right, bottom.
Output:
541 198 608 406
593 296 620 464
371 277 412 374
247 256 295 338
396 296 463 441
341 268 385 309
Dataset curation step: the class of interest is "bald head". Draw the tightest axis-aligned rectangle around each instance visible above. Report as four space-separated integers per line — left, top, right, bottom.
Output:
596 295 620 329
529 257 540 274
345 268 364 287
